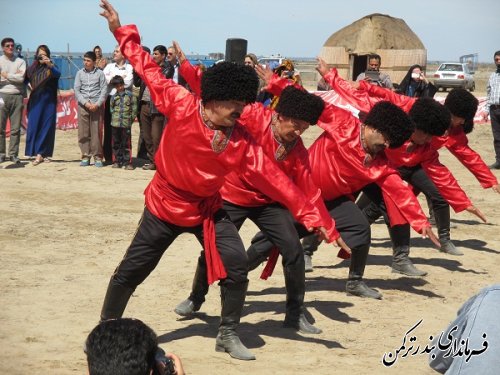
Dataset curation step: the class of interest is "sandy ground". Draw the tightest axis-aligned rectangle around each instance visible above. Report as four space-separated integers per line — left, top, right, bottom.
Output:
1 118 500 375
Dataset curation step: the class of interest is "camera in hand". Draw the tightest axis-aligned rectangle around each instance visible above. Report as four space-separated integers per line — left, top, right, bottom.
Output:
153 348 176 375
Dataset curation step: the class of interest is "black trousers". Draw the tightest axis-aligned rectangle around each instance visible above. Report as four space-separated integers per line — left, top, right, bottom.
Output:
254 195 371 257
110 207 249 289
103 96 113 164
361 165 449 247
223 201 303 266
111 127 132 166
490 106 500 162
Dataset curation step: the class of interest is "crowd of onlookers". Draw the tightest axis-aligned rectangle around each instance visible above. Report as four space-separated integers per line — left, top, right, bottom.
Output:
2 36 499 173
0 37 307 171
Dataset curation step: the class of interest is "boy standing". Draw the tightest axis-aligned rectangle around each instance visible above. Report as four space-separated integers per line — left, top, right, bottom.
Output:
109 75 136 169
74 51 107 167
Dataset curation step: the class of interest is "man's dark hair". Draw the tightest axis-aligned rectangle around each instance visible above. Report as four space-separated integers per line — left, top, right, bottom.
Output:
364 101 414 148
1 37 14 47
85 318 158 375
444 88 478 121
84 51 97 62
153 45 167 55
201 61 258 104
494 50 500 58
110 75 125 86
409 97 451 136
142 46 151 54
368 54 381 63
275 86 325 125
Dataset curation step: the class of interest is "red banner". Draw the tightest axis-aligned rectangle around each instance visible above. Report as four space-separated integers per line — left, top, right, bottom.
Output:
5 91 78 135
315 91 490 124
53 91 79 130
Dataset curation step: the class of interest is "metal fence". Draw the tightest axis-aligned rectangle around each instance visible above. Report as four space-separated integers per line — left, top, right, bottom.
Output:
25 55 219 91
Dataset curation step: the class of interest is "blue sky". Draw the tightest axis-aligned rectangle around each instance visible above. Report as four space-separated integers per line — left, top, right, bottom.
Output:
2 0 499 62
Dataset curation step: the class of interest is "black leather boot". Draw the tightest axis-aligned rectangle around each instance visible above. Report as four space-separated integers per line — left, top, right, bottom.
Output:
345 245 382 299
215 282 255 360
174 255 209 316
426 196 437 226
301 234 320 272
100 281 134 321
283 262 322 334
392 246 427 276
389 225 427 276
434 206 463 256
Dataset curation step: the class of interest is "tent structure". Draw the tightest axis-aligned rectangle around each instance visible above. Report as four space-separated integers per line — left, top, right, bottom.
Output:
319 13 426 85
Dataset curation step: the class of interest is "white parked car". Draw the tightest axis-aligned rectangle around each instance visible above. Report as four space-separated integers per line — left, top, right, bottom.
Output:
433 62 475 92
257 56 286 70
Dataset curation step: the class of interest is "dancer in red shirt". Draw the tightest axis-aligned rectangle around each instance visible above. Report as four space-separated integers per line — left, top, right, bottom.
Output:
173 54 348 334
318 62 486 276
99 0 329 361
248 94 439 299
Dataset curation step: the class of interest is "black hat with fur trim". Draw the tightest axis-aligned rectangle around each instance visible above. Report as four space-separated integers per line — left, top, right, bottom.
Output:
201 61 258 104
275 86 325 125
444 88 478 121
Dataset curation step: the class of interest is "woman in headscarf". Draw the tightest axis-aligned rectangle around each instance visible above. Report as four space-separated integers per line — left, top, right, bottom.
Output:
398 64 436 98
25 45 61 165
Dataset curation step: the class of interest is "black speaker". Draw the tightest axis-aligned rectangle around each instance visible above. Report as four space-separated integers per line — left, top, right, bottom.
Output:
225 38 247 64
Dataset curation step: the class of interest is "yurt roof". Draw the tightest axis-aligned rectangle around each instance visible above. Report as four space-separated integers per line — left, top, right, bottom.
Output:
323 13 425 54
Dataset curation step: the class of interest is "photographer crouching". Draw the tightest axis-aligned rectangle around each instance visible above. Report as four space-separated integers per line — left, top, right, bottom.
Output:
85 318 185 375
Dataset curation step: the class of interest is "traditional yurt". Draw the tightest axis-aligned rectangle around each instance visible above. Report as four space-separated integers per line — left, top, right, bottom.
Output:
319 13 426 85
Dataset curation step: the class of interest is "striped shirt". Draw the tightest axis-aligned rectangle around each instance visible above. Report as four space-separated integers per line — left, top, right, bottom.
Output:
486 71 500 112
74 67 107 106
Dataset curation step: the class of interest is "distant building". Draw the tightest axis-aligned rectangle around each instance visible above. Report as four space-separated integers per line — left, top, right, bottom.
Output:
319 13 427 84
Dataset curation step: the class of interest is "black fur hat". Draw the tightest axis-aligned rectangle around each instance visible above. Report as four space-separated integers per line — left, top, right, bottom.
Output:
364 101 414 148
444 88 478 121
201 61 258 104
275 86 325 125
409 97 451 136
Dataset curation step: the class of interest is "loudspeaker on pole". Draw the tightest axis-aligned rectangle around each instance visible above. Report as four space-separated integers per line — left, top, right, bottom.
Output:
225 38 247 64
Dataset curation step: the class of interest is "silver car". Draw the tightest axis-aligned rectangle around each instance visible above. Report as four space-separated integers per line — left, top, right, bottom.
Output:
433 62 475 92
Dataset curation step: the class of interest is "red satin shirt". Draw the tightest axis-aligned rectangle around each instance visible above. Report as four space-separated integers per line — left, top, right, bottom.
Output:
114 25 324 230
324 69 475 212
310 104 430 233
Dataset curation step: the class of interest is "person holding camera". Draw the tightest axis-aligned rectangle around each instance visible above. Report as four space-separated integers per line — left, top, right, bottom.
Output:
24 44 61 166
85 318 185 375
397 64 437 98
356 53 393 89
268 59 302 108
